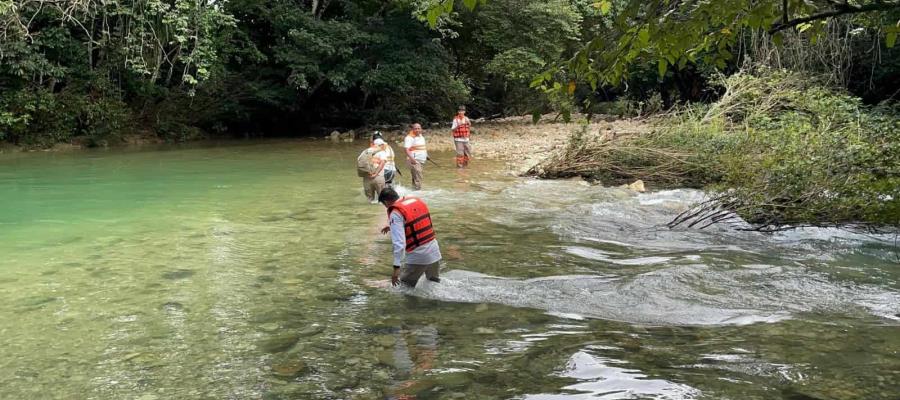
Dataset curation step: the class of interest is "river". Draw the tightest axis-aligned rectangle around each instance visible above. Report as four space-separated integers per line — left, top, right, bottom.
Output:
0 141 897 400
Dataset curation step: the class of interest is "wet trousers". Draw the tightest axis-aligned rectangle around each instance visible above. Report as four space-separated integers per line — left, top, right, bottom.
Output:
399 261 441 287
363 174 385 201
454 141 472 167
408 160 425 190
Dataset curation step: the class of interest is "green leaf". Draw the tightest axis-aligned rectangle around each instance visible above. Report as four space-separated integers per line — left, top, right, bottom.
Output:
887 31 897 48
426 7 441 28
657 59 667 78
598 0 612 15
638 28 650 46
532 111 541 124
772 32 783 47
463 0 477 10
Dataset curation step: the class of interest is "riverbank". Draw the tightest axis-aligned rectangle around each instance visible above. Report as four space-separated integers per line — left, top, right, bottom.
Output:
376 115 651 172
0 115 651 176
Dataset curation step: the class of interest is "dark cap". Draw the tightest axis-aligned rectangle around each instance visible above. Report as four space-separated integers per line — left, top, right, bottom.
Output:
457 105 466 111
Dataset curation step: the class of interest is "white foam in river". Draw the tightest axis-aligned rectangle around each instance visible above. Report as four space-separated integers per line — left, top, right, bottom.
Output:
408 265 900 326
415 180 900 326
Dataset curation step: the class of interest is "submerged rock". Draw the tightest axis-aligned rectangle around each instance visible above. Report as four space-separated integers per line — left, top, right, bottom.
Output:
271 358 308 377
373 334 395 348
298 324 325 337
374 350 397 367
161 269 195 280
434 371 473 388
258 333 301 353
161 301 184 313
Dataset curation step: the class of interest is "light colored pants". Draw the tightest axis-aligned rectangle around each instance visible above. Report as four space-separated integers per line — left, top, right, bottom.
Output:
363 174 385 201
399 261 440 287
454 141 472 167
408 160 424 190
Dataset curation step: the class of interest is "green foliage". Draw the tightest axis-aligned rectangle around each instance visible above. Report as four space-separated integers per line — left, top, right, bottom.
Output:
518 0 900 110
538 69 899 227
434 0 582 117
710 72 900 226
1 0 897 147
0 85 131 147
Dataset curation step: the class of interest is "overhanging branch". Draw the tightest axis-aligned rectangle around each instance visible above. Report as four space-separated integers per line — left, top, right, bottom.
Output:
769 1 900 34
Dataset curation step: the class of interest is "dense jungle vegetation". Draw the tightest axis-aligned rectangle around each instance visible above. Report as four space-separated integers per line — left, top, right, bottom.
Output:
1 0 897 146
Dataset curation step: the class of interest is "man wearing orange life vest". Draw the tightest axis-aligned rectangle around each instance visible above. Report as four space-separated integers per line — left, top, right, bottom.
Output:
451 105 472 168
378 188 442 287
404 123 427 190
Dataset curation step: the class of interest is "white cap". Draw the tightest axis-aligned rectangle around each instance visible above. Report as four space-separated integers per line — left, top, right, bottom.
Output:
373 138 386 145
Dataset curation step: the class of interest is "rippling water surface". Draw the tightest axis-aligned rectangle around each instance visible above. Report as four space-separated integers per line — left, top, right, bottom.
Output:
0 141 897 400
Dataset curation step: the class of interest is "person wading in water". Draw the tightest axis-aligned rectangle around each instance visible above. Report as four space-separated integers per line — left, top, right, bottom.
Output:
403 123 427 190
378 188 442 287
450 105 472 168
372 137 396 188
358 135 384 203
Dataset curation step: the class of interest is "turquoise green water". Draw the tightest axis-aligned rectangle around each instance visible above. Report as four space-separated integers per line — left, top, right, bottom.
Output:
0 141 897 400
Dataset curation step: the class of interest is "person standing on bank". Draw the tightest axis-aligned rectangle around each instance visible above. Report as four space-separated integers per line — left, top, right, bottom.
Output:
378 188 442 287
451 105 472 168
404 123 428 190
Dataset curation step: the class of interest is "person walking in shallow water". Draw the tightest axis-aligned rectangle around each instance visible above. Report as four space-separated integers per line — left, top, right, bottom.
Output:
379 188 441 287
373 137 396 188
451 105 472 168
404 123 427 190
358 136 384 203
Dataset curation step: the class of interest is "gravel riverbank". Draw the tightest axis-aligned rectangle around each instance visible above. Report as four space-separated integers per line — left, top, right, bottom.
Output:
377 115 651 173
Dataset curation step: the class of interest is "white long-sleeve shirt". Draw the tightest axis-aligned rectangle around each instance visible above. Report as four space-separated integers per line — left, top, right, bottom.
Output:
389 210 441 266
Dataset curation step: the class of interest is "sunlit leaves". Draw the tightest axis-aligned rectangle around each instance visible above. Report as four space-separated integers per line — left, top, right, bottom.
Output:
887 24 899 48
423 0 485 27
593 0 611 15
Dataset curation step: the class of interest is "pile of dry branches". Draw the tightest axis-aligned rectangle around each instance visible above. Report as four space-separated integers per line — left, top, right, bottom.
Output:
526 125 711 187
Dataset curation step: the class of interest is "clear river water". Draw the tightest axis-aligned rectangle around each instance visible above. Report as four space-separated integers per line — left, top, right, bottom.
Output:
0 141 897 400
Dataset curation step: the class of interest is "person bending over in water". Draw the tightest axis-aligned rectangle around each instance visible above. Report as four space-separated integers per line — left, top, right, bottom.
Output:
379 188 442 287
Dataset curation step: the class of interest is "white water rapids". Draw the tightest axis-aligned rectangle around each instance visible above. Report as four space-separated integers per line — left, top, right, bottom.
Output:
404 179 900 326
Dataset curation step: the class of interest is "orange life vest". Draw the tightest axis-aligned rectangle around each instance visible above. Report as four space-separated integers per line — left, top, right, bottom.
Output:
388 197 436 252
452 116 470 139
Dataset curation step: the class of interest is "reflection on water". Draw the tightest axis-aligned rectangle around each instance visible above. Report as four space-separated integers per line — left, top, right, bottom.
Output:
1 141 898 400
523 349 700 399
